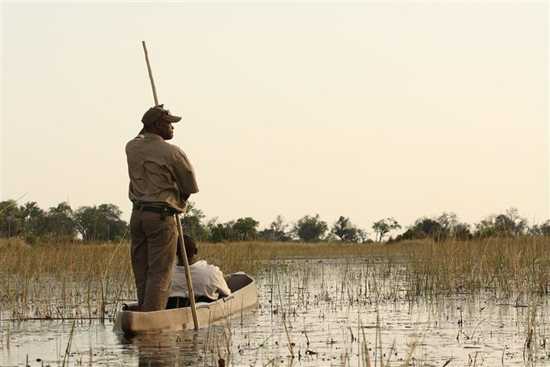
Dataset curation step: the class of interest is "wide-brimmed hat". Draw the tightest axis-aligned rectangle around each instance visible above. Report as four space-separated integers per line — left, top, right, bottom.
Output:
141 104 182 126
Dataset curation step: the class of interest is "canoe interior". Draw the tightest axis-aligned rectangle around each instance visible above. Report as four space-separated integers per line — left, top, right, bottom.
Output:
122 272 253 311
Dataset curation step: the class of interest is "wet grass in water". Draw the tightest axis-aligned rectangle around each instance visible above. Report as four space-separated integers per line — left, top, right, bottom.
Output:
1 237 549 321
242 259 550 366
2 237 550 366
400 237 550 298
1 237 549 366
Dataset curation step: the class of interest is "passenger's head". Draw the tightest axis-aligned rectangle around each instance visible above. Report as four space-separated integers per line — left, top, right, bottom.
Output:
183 234 198 263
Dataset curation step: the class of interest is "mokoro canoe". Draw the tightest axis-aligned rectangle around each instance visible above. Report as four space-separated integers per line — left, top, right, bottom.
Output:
114 273 258 336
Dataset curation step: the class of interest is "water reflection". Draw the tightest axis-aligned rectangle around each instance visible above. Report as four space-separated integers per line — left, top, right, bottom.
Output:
117 329 212 367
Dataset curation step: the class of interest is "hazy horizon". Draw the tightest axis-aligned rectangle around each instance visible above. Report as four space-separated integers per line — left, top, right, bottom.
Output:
1 2 548 230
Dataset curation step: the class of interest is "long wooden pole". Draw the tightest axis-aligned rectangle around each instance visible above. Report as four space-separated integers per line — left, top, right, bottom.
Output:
141 41 199 330
175 214 200 330
142 41 159 106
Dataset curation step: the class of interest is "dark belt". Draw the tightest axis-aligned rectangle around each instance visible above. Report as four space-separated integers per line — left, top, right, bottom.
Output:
133 203 179 217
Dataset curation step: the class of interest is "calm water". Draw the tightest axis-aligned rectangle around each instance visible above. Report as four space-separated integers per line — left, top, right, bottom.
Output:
1 258 549 366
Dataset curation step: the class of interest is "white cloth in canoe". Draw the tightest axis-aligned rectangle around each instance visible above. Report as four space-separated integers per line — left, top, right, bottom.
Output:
170 260 232 301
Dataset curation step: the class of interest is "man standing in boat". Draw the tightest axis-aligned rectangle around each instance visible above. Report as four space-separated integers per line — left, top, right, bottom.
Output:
126 104 199 311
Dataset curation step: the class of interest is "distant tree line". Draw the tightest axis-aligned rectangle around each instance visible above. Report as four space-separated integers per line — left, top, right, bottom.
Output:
389 208 543 243
0 200 128 243
1 199 549 244
181 204 550 243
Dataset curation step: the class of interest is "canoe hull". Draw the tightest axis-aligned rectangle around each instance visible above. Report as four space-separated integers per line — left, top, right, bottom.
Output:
114 273 257 335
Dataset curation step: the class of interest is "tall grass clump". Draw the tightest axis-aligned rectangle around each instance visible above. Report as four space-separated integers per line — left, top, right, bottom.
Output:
0 238 133 321
399 237 550 298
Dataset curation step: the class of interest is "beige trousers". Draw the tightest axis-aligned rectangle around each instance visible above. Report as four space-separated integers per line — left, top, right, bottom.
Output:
130 209 177 311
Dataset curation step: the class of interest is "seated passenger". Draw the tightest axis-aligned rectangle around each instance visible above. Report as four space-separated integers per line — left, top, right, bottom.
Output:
167 235 231 309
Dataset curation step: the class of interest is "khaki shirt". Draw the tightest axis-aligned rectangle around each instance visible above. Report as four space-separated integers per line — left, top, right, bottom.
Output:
126 133 199 212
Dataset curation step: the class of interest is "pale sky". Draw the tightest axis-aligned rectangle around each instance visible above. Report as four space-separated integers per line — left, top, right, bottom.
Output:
1 1 548 232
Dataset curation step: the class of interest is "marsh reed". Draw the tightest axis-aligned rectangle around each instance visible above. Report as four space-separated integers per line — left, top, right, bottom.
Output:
1 236 549 321
0 238 133 321
399 237 550 298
